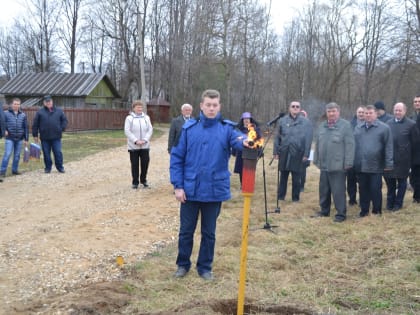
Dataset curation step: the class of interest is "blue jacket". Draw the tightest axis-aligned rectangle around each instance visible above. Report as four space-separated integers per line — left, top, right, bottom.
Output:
4 108 29 141
32 106 68 140
170 112 244 202
0 109 5 138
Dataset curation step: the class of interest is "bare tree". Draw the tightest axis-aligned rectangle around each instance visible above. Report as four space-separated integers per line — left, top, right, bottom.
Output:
19 0 61 72
60 0 84 73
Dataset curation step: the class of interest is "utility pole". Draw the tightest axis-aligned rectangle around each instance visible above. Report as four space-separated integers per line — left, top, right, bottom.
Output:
137 1 147 106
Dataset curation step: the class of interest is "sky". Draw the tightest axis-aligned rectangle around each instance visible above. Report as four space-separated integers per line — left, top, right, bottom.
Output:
0 0 25 26
260 0 307 35
0 0 308 34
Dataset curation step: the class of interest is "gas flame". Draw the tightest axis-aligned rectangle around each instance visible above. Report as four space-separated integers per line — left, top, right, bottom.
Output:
247 124 264 148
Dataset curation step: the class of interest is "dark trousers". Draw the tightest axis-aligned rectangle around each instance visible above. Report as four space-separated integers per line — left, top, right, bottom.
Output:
358 172 383 215
384 177 407 209
346 168 358 203
129 149 150 185
176 201 221 275
411 165 420 201
41 139 64 171
319 170 347 219
300 161 310 191
278 170 301 201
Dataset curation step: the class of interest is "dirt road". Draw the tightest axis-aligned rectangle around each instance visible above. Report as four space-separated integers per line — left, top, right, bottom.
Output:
0 128 179 314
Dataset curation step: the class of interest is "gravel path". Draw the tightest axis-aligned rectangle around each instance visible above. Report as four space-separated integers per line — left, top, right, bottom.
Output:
0 128 179 313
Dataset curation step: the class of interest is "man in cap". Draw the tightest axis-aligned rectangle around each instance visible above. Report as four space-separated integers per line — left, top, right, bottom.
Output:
374 101 393 123
32 95 68 173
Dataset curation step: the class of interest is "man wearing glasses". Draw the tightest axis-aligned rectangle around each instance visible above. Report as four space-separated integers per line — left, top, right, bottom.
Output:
273 101 313 202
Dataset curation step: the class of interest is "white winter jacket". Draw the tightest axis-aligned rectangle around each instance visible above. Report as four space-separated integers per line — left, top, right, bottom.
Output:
124 112 153 150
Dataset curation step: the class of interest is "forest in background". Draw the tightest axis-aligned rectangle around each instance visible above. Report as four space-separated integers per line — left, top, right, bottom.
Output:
0 0 420 122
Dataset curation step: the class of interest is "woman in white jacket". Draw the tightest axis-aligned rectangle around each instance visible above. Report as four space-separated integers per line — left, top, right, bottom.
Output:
124 100 153 189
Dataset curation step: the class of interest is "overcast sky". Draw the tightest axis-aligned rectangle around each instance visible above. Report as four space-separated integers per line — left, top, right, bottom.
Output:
0 0 308 33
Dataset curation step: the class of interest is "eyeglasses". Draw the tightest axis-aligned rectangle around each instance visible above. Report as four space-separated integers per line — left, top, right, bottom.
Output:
290 105 300 108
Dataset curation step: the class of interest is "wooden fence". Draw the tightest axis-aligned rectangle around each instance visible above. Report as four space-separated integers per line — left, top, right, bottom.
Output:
21 107 129 132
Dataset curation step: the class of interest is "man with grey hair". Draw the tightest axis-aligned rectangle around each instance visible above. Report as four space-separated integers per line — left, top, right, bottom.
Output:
168 103 193 153
312 102 355 222
384 102 415 211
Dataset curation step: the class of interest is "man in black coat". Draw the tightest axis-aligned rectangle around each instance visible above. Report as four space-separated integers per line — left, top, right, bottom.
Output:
374 101 393 123
168 103 193 153
411 114 420 203
384 103 415 211
32 95 68 174
273 101 313 202
347 106 366 205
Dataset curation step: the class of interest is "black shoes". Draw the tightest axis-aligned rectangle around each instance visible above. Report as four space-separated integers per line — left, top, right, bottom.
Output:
12 171 21 175
174 267 188 278
334 217 346 223
58 169 65 173
349 200 357 206
142 182 150 188
44 169 51 173
132 184 138 189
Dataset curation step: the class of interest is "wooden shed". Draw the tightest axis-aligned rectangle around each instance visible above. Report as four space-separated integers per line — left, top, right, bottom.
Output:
146 97 171 123
0 72 121 109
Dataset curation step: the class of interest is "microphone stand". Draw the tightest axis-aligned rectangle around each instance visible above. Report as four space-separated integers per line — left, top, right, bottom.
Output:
258 124 280 233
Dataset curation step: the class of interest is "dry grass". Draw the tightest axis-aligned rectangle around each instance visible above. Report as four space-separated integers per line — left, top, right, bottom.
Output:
121 160 419 315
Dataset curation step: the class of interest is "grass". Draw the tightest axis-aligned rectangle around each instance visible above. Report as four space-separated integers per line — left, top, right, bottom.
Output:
0 128 164 175
1 129 418 314
121 161 420 314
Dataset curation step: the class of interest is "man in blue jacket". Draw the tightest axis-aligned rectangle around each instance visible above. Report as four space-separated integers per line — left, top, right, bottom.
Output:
32 95 68 173
0 104 5 182
0 98 28 177
170 89 249 281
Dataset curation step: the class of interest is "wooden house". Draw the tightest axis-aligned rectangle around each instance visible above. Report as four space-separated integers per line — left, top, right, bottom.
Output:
0 72 121 109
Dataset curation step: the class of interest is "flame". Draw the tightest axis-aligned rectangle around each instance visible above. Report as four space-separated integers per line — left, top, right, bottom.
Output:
247 124 264 148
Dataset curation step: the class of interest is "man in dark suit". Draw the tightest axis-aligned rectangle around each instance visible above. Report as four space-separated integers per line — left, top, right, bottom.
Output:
168 103 193 153
384 102 415 211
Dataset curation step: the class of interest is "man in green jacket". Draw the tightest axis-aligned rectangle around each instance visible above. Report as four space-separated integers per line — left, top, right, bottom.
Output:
313 102 355 222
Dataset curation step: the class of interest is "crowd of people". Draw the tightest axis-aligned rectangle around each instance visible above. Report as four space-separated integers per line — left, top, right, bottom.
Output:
1 90 418 282
166 91 420 281
274 98 420 222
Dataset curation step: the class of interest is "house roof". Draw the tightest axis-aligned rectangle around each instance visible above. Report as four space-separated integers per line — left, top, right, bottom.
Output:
0 72 121 98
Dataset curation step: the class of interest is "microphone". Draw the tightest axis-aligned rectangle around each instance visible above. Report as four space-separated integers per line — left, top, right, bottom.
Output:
266 113 284 126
